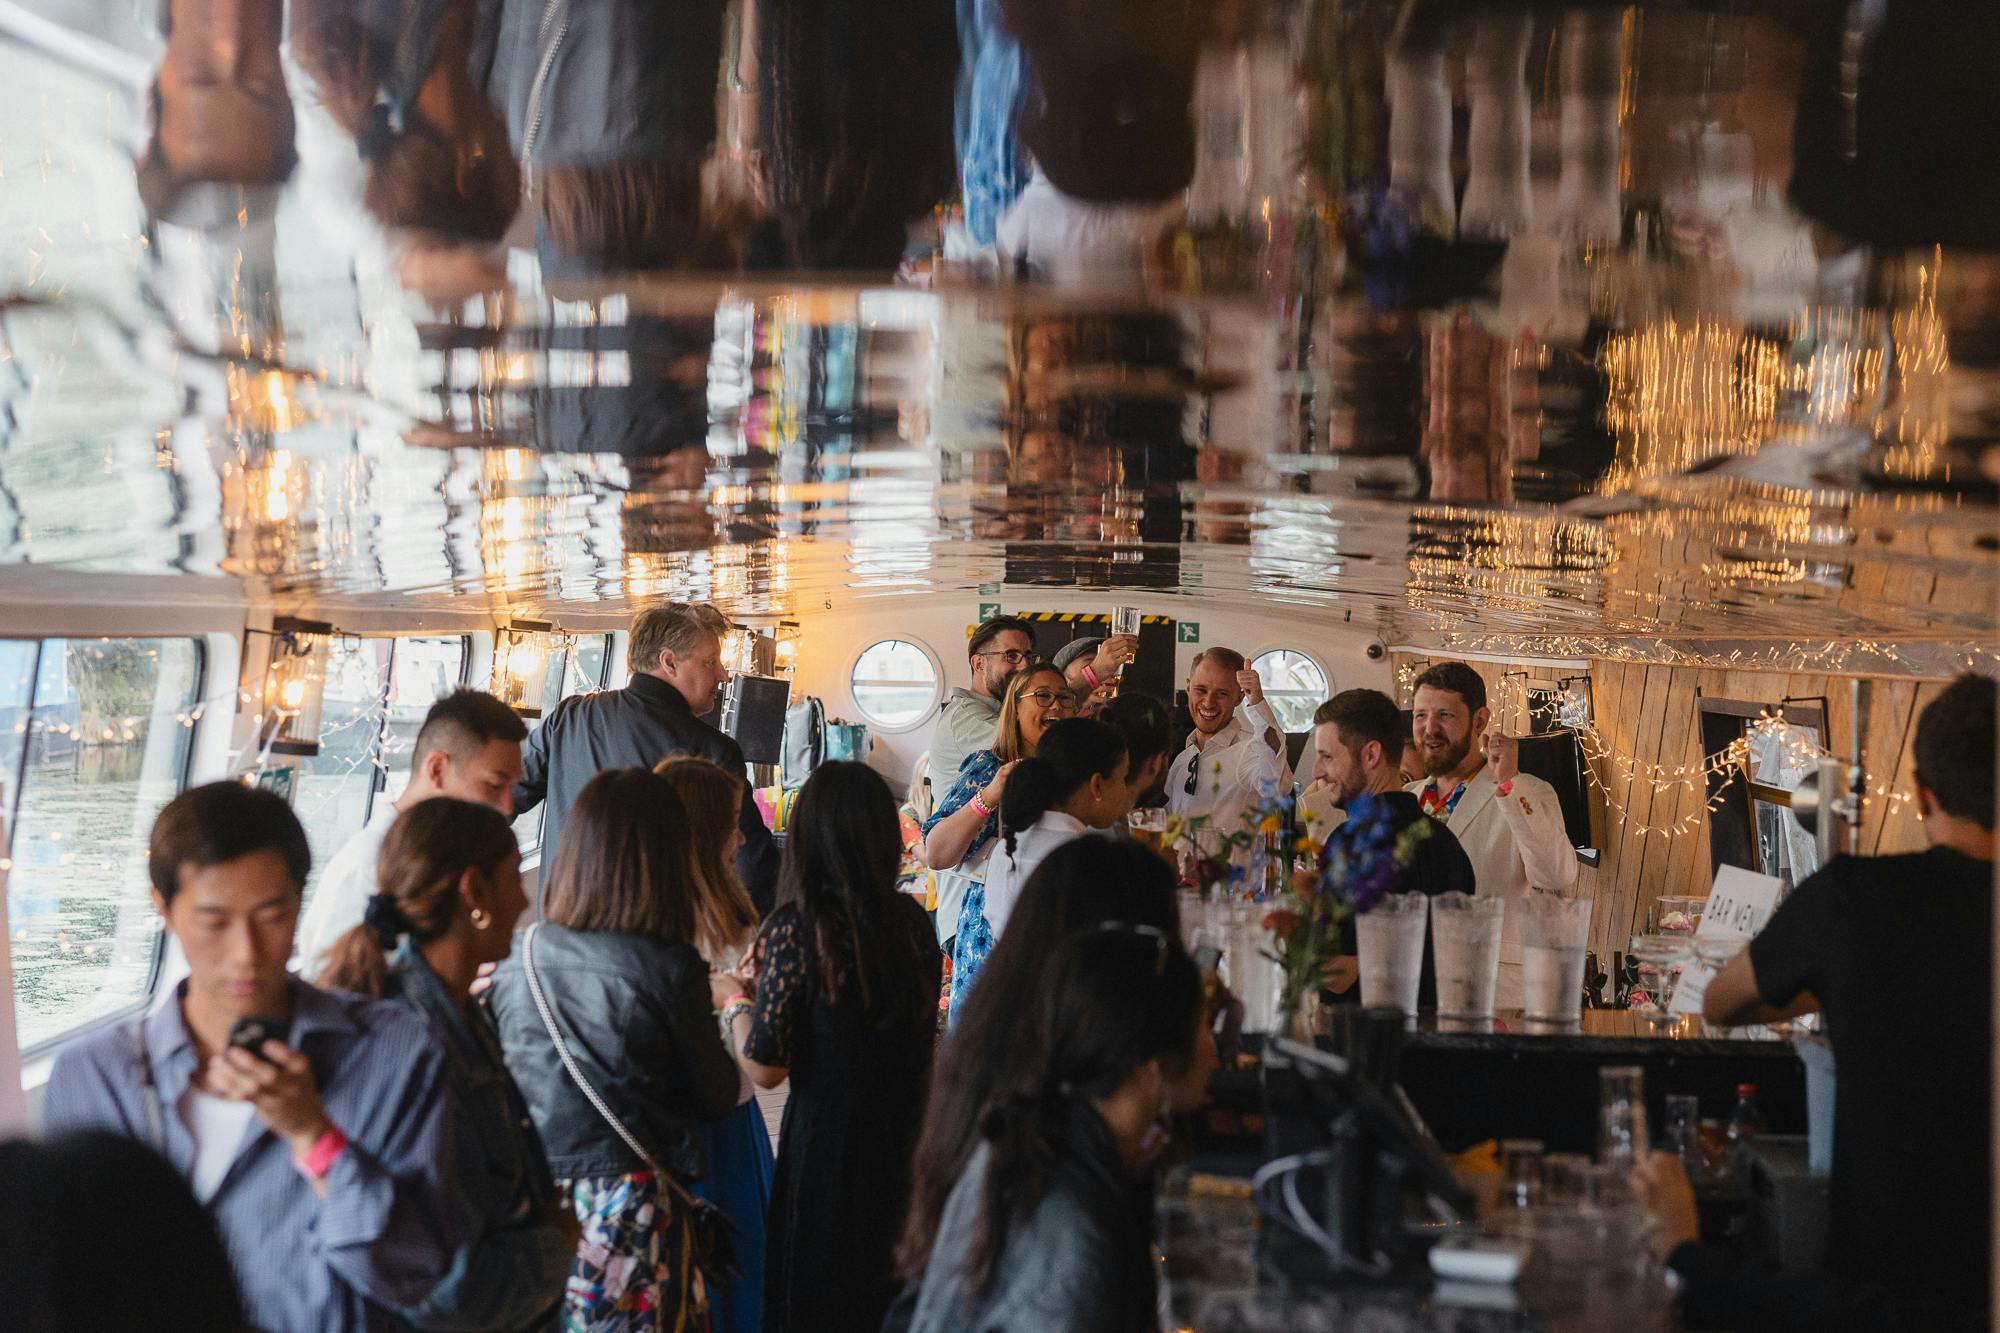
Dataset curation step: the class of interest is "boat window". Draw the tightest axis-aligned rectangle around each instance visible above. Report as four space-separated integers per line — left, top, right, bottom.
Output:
376 637 474 808
850 639 940 730
295 636 471 912
512 634 616 856
1249 649 1329 733
4 638 203 1055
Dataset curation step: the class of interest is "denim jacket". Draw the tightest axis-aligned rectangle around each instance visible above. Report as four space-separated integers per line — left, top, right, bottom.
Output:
383 942 572 1332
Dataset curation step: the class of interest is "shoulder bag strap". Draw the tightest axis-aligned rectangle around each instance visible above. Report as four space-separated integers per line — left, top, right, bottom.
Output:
519 925 703 1211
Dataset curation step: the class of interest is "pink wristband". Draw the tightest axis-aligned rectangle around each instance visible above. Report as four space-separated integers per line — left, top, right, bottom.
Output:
294 1126 348 1180
1081 663 1102 690
968 794 993 821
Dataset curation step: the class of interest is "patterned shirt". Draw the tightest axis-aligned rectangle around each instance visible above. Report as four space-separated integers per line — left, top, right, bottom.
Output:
43 978 458 1331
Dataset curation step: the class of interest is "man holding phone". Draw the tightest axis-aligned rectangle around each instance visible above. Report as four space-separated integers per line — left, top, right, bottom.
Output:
43 782 458 1329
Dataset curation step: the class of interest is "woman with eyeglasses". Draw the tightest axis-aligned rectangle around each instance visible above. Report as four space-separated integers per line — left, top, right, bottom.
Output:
921 665 1074 1021
900 921 1213 1332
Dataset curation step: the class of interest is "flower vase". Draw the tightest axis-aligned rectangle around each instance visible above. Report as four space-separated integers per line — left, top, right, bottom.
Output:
1225 900 1285 1034
1286 986 1324 1043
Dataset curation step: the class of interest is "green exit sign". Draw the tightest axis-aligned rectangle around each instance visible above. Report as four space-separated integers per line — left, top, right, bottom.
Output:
1177 622 1201 643
979 602 1002 620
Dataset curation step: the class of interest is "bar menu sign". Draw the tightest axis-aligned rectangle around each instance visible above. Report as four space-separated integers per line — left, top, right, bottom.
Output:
1669 865 1785 1015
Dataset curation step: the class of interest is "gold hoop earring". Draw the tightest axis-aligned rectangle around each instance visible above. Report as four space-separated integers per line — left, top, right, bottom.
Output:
469 906 493 931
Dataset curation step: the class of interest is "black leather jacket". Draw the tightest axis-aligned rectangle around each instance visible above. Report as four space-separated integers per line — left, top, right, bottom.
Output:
513 671 780 912
489 923 739 1182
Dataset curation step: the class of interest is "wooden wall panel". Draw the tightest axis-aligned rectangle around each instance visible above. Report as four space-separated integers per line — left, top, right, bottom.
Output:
1390 652 1946 970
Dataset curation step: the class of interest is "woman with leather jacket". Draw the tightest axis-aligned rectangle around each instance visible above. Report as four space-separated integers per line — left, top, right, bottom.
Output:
902 921 1211 1332
319 798 574 1332
490 768 741 1331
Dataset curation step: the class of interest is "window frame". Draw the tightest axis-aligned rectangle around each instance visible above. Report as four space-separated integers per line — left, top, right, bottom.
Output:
512 633 616 858
848 637 942 733
366 634 474 818
1248 646 1331 735
11 635 207 1062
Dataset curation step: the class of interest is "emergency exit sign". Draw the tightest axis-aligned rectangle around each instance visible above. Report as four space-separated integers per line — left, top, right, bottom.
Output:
979 602 1002 620
1178 622 1201 643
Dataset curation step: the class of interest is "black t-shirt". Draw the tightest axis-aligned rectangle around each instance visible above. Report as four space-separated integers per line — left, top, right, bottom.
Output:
1328 790 1478 1010
1749 846 1994 1312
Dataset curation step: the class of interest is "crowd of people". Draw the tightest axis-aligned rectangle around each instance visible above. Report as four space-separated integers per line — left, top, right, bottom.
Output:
2 607 1992 1333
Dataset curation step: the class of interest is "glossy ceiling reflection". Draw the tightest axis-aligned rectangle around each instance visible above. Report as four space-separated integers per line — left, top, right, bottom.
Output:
2 0 1997 664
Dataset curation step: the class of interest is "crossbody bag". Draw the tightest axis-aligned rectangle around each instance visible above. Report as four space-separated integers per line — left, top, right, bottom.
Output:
518 924 742 1304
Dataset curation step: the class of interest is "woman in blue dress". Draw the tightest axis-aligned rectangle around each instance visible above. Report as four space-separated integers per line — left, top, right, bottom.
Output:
656 757 774 1333
918 664 1073 1019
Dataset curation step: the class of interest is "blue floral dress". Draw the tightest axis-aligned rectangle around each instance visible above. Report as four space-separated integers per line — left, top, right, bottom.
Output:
920 749 1001 1021
955 0 1031 246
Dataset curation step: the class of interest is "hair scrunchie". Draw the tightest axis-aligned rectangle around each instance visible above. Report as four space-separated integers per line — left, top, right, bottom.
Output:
363 891 410 948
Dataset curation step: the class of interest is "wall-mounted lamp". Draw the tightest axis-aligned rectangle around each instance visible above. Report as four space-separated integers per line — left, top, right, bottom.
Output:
252 617 334 757
496 621 569 717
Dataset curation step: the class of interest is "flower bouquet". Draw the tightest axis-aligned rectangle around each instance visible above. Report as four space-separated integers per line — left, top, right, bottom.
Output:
1265 792 1436 1031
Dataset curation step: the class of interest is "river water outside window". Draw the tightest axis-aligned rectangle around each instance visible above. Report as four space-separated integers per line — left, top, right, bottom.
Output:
3 638 202 1053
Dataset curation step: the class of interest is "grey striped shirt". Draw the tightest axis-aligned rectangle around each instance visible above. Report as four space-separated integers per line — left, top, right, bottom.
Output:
43 978 458 1331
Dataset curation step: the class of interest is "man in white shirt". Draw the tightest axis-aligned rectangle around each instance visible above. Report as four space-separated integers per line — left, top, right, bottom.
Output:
293 689 526 977
1405 661 1580 1009
1165 648 1292 844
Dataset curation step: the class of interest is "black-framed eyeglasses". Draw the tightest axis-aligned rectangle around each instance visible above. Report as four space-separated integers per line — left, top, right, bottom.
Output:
1090 920 1171 974
1021 688 1073 710
977 649 1035 666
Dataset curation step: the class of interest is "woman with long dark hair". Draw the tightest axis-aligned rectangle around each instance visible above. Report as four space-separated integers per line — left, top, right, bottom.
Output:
729 761 941 1333
654 755 772 1333
896 838 1189 1288
904 923 1211 1331
489 768 741 1332
976 716 1131 962
319 797 572 1331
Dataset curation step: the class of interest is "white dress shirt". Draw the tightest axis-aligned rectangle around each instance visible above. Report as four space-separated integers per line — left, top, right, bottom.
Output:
293 807 397 979
981 811 1087 943
1165 699 1293 849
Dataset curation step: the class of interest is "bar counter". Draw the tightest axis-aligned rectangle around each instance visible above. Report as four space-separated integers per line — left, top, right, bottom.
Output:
1397 1010 1806 1155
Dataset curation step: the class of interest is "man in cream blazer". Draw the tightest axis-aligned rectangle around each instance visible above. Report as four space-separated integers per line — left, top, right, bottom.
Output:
1405 662 1580 1009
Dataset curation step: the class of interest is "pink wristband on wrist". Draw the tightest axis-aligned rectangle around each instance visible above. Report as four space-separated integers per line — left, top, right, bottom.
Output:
968 794 993 821
1081 663 1102 690
294 1126 348 1180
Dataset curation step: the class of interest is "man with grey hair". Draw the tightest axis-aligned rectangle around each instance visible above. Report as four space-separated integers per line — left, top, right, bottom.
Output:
513 602 779 910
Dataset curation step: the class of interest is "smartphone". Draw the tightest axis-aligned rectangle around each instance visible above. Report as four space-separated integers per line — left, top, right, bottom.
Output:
227 1016 287 1063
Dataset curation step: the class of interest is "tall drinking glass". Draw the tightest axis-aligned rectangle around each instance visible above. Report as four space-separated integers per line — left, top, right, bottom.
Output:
1598 1065 1649 1169
1518 893 1593 1031
1355 891 1428 1024
1430 892 1505 1025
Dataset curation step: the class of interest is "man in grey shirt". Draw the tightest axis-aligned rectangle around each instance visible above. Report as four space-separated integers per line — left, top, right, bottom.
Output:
44 783 456 1331
929 615 1038 789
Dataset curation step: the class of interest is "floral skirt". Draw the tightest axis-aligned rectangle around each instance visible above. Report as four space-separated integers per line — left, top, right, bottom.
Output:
563 1172 699 1333
947 882 994 1025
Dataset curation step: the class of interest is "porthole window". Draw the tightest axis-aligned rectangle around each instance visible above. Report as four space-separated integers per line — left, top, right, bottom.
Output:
1250 649 1328 732
850 639 940 730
